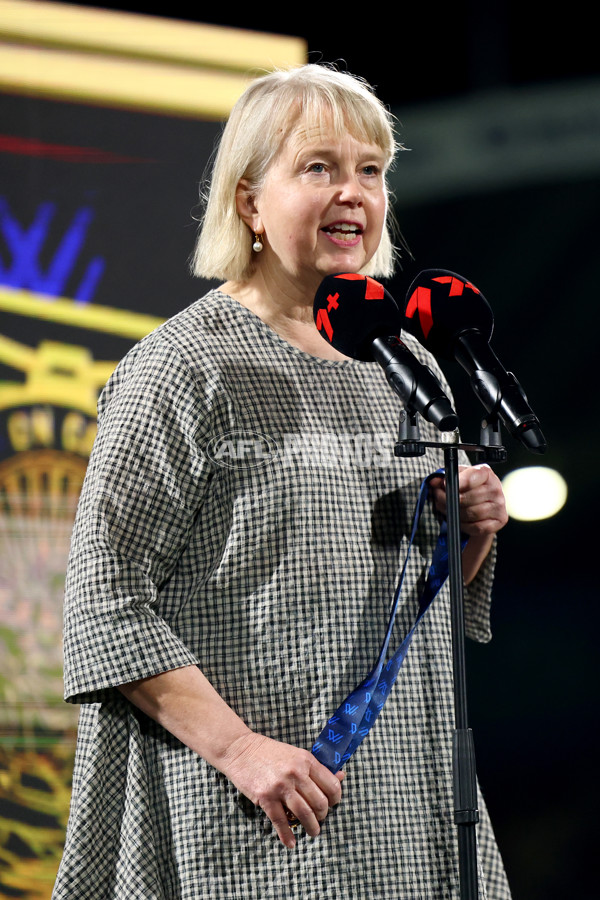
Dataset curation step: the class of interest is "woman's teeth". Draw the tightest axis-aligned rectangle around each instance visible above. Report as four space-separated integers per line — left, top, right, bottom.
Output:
323 224 361 241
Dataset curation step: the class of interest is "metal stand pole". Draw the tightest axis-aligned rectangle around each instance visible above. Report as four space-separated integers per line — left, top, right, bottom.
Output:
445 444 479 900
395 414 507 899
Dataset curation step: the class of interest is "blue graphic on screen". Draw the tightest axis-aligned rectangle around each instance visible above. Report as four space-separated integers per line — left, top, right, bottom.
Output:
0 197 105 303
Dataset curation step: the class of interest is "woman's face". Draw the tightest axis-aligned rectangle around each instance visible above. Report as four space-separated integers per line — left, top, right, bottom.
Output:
247 122 388 297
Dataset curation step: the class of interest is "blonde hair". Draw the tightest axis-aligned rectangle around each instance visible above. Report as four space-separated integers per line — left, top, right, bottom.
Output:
192 64 400 283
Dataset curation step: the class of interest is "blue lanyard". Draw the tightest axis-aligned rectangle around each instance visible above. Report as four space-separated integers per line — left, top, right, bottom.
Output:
311 470 466 773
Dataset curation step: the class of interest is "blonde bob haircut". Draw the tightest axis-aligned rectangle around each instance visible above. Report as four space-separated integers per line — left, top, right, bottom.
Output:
192 63 399 283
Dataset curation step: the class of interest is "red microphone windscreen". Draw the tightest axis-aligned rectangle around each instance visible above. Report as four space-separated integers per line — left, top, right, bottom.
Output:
404 269 494 359
313 273 402 361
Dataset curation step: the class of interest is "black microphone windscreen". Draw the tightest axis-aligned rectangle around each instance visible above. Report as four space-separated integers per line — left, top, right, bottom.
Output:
404 269 495 359
313 273 402 361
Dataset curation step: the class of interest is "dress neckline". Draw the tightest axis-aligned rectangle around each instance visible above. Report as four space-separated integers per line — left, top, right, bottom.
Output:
208 289 368 371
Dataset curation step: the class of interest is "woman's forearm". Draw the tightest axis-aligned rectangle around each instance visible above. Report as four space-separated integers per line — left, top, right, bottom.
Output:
461 532 494 585
117 665 252 771
116 665 344 848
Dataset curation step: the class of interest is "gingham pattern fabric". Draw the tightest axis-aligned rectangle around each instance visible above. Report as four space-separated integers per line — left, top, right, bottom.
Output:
54 292 511 899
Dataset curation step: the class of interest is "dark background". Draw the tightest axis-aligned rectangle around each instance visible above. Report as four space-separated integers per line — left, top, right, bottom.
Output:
6 3 599 896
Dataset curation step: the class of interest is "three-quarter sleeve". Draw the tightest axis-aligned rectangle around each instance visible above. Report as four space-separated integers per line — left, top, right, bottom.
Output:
63 334 218 703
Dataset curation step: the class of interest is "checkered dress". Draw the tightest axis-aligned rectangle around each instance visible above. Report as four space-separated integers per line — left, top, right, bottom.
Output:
53 291 511 899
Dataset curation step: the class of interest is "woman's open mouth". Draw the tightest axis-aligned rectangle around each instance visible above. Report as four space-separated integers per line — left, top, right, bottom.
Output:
321 222 363 244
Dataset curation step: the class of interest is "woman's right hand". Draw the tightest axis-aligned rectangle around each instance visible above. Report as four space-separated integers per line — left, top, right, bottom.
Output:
117 666 343 848
222 732 344 848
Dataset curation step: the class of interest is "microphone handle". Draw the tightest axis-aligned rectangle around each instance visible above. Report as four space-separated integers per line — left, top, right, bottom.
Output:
455 332 547 453
372 336 459 433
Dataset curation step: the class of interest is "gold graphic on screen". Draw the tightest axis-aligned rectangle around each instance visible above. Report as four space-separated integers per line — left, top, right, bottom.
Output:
0 450 87 731
0 291 163 735
0 336 115 415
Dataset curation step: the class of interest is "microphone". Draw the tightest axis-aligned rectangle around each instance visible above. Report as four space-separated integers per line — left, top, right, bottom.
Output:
313 273 459 432
403 269 547 453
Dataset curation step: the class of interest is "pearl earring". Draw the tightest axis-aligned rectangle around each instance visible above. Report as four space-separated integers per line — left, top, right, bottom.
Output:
252 233 263 253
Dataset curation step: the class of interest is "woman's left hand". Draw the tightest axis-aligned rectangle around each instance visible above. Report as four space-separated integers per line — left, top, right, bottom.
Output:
429 464 508 537
429 464 508 584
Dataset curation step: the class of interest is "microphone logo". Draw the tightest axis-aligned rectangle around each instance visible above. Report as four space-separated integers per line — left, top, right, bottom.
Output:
405 275 480 340
315 274 386 344
314 291 338 342
405 286 433 338
333 273 386 300
431 275 480 297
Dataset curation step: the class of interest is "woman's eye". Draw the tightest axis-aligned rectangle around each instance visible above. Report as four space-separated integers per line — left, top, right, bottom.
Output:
308 163 326 174
362 165 380 176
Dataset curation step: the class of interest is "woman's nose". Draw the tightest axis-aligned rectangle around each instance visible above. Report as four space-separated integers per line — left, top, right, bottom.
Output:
336 173 363 205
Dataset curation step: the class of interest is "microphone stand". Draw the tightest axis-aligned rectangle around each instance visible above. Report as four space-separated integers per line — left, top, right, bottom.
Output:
395 409 506 900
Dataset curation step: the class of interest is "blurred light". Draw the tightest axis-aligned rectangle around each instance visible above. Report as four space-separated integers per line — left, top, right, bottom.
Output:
502 466 567 521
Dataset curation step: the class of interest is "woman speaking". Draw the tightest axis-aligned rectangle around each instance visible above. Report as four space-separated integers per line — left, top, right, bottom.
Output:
53 64 510 898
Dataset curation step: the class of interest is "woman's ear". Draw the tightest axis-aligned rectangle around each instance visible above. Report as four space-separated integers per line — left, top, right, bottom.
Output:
236 179 262 233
